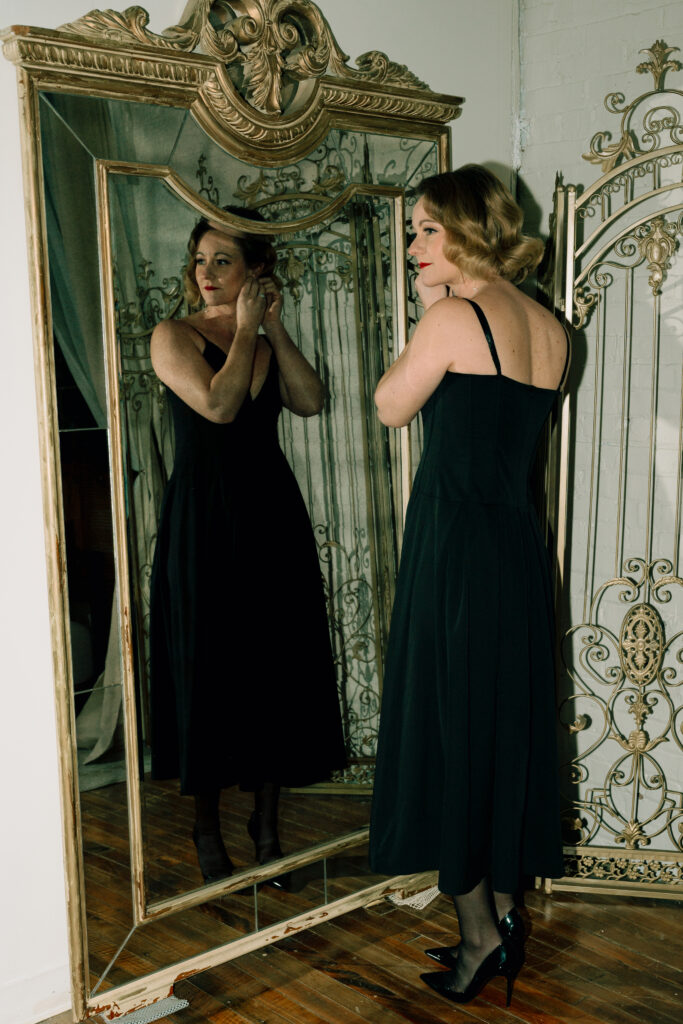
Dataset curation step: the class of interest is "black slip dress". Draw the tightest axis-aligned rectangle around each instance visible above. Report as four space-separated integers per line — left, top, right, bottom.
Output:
149 335 347 795
369 300 567 895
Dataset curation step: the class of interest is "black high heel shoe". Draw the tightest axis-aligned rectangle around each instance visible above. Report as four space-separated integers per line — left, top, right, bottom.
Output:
192 824 234 884
424 906 525 968
247 811 292 892
421 938 523 1007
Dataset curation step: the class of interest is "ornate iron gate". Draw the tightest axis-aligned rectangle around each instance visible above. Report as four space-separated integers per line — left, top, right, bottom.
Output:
552 41 683 898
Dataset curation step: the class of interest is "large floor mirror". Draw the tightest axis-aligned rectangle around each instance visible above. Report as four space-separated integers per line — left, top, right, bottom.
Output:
2 3 462 1019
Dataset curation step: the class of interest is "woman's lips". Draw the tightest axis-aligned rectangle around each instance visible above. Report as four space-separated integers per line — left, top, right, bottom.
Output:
203 285 217 290
418 262 431 268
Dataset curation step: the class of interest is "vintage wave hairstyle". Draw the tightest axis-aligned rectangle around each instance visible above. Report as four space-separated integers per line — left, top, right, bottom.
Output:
416 165 544 284
183 205 278 309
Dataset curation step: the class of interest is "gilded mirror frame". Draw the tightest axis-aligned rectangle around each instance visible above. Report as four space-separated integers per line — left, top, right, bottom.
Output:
2 2 462 1019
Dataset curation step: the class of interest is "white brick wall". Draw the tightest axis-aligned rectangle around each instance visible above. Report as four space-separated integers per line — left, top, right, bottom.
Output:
520 0 683 229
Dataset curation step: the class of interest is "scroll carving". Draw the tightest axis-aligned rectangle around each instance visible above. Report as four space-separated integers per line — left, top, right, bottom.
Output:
57 1 447 117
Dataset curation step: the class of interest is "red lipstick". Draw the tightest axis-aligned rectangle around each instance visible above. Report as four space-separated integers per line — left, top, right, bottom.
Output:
419 262 431 268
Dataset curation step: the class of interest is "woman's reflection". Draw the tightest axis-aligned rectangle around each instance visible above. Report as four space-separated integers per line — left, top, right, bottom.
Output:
148 208 346 886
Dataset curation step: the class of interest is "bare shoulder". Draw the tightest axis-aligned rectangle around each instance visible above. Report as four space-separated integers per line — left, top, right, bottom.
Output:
150 317 204 376
421 295 473 329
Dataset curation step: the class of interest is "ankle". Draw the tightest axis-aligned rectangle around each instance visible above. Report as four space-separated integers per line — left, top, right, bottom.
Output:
493 894 514 922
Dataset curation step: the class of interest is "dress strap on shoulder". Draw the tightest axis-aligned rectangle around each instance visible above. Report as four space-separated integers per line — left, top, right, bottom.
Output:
462 298 501 375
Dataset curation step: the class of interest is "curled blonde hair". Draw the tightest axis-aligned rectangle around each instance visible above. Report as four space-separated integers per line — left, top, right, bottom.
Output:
183 205 278 309
416 165 544 284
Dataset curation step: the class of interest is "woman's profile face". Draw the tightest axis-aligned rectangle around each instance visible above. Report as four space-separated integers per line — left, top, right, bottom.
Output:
408 198 456 287
194 229 250 307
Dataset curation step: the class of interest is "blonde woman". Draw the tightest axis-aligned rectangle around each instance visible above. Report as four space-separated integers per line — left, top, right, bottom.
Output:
369 166 569 1006
149 208 345 886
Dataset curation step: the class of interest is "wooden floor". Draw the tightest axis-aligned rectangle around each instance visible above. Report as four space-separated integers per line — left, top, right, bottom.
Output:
167 888 683 1024
80 781 683 1022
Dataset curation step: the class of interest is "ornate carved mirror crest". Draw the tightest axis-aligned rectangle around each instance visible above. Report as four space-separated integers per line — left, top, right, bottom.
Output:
2 1 462 1019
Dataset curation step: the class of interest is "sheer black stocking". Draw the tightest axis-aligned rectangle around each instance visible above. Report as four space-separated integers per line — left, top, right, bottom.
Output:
249 782 282 863
194 789 221 831
493 889 514 922
447 878 502 993
192 789 233 881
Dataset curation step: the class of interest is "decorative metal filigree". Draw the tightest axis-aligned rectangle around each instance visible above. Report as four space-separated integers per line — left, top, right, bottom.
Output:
560 559 683 858
583 39 683 171
572 214 681 325
636 215 679 294
620 603 664 686
636 40 682 90
572 283 599 329
562 850 683 892
113 260 183 341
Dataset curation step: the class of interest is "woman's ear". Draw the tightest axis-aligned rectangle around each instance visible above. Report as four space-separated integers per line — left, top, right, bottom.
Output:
251 263 265 278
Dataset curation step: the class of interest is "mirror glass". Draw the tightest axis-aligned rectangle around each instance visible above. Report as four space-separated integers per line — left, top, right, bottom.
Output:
40 83 439 992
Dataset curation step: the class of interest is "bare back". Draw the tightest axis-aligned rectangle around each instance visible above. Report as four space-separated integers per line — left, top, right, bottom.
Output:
446 279 569 392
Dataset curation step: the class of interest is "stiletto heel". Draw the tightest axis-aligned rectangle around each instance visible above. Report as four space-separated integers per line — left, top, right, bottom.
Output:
424 906 525 967
421 938 522 1006
505 970 514 1007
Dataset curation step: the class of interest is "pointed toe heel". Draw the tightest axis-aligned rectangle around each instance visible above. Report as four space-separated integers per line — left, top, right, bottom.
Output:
423 906 525 969
424 944 458 968
420 939 523 1007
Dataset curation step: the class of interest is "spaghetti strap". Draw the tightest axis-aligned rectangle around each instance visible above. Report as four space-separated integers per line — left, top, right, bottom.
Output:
462 298 501 375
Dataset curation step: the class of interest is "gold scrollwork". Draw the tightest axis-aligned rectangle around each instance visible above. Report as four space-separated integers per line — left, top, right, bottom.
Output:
3 4 462 168
560 559 683 860
636 216 679 295
620 602 664 686
583 39 683 171
562 850 683 890
58 2 441 116
636 40 683 90
572 283 599 329
59 4 201 50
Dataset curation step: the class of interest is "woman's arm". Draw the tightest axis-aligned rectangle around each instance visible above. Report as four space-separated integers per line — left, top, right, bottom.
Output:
150 277 265 423
375 297 464 427
260 276 325 416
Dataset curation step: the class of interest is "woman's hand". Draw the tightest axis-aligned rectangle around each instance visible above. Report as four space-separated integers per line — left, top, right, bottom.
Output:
259 275 283 326
415 272 449 311
236 275 267 331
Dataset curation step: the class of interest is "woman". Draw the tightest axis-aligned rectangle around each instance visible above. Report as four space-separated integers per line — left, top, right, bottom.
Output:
369 166 568 1005
149 207 346 886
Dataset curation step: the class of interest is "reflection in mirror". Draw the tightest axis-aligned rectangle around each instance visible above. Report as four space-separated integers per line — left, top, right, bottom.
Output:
105 171 405 900
38 77 444 996
145 206 349 890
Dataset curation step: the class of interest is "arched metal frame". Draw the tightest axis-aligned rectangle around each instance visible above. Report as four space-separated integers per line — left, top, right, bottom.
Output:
1 2 463 1019
551 41 683 901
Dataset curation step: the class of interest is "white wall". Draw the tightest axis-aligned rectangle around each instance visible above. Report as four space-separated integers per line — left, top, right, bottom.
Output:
315 0 519 180
0 3 515 1023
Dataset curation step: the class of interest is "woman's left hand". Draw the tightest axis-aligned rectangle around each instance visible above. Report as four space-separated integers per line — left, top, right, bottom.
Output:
259 276 283 326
